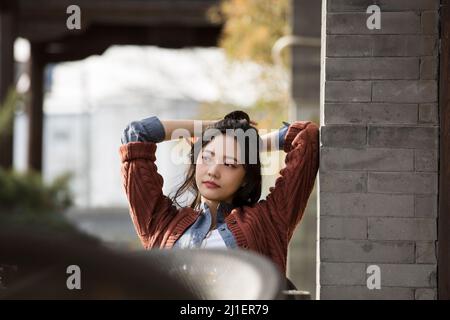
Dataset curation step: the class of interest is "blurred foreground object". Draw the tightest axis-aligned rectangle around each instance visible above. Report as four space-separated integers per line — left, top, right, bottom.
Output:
0 227 288 299
134 249 284 300
0 226 197 299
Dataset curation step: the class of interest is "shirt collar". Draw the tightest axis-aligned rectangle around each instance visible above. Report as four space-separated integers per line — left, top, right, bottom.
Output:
201 201 236 216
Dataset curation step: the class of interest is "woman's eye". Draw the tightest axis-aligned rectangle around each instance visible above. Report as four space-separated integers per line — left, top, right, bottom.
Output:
225 163 237 168
201 154 236 167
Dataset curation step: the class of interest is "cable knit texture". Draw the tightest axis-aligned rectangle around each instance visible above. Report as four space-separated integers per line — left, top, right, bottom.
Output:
119 121 319 274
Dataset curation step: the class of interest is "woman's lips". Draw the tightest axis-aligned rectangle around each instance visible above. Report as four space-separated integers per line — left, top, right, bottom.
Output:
203 181 220 188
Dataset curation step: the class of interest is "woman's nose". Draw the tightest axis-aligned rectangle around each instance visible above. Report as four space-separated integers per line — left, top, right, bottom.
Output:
207 163 220 178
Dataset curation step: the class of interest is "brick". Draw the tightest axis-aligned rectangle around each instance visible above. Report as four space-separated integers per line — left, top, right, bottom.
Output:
416 241 437 264
415 288 437 300
326 58 419 80
321 239 415 263
319 171 367 193
372 81 438 103
321 125 367 147
321 147 414 171
368 218 436 240
368 126 438 149
320 285 414 300
321 217 367 239
368 172 438 194
320 263 366 285
415 149 438 172
327 35 372 57
421 11 439 35
327 0 439 12
420 57 438 80
321 192 414 217
324 103 418 124
419 103 438 124
372 35 437 57
415 195 437 217
327 12 420 35
325 103 365 124
327 35 438 57
325 81 372 102
377 264 436 287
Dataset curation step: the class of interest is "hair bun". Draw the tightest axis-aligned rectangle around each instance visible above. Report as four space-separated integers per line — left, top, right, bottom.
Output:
224 110 250 123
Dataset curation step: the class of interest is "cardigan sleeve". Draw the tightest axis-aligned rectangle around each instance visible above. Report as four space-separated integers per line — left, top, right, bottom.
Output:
119 141 178 248
255 121 319 240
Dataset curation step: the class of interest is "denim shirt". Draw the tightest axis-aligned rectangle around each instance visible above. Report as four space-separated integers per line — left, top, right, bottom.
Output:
121 116 167 144
121 116 291 249
173 201 238 249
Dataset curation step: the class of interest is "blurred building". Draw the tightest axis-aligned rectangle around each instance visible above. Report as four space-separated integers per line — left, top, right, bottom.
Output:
13 45 283 207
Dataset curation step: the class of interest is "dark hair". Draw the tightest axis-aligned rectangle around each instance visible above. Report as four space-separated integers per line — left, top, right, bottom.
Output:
172 110 262 210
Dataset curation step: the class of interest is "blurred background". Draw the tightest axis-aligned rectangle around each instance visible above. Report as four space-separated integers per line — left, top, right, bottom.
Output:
0 0 320 297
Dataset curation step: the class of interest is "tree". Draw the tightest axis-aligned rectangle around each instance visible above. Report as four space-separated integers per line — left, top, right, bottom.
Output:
205 0 292 128
209 0 291 66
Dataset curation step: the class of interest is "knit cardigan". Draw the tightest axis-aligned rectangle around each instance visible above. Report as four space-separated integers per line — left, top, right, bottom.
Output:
119 121 319 274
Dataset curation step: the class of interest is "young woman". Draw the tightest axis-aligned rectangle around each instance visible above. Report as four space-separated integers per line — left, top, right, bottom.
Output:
120 110 319 277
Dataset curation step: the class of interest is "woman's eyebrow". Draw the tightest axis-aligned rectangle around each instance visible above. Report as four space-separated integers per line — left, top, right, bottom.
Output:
203 150 238 162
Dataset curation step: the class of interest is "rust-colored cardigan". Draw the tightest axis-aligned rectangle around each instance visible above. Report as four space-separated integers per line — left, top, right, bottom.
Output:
119 121 319 274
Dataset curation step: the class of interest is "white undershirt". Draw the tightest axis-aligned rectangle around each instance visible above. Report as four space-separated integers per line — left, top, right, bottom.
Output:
200 229 227 249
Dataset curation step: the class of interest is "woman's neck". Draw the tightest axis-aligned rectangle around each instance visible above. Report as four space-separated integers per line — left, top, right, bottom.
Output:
201 197 232 219
201 197 219 216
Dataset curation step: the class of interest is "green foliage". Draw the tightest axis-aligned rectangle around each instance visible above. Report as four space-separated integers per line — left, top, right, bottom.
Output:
209 0 291 66
0 89 22 138
0 169 73 214
204 0 291 126
0 88 75 231
0 168 75 231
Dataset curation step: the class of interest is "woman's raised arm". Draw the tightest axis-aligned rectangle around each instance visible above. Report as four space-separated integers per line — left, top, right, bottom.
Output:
254 121 319 240
119 116 213 248
159 119 216 141
121 116 216 144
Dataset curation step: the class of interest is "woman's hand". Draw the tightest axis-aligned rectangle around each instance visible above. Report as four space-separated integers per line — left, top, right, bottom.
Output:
236 119 258 126
178 118 258 146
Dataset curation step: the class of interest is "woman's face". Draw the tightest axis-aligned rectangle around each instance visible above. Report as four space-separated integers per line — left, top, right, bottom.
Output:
195 134 246 203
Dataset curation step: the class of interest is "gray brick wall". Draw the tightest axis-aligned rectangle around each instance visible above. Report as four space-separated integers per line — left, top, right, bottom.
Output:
320 0 439 299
